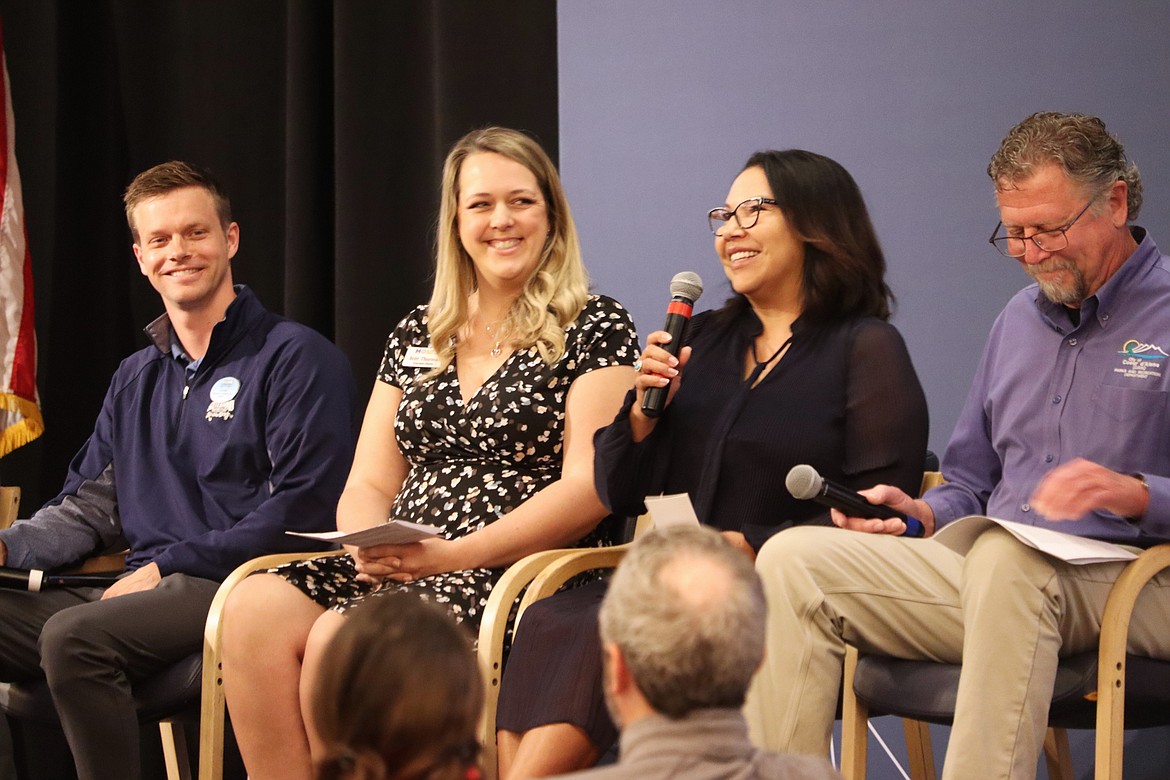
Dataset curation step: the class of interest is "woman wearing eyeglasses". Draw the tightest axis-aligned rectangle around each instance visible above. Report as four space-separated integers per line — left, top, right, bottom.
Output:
494 149 930 778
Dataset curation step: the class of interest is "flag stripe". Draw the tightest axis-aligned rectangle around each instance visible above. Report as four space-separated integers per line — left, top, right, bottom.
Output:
0 16 43 457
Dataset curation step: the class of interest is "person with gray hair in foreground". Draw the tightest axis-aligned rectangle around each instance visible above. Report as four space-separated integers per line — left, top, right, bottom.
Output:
553 525 840 780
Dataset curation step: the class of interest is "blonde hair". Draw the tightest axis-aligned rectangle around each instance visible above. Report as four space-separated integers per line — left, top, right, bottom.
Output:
426 127 589 374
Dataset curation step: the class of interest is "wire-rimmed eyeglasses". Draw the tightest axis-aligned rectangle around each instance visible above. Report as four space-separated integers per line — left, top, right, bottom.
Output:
707 197 778 236
988 197 1098 258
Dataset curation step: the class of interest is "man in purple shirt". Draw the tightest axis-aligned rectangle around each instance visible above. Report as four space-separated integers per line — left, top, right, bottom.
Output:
744 112 1170 779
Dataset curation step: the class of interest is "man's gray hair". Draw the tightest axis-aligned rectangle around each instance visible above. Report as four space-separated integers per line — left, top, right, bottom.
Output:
987 112 1142 220
599 525 766 719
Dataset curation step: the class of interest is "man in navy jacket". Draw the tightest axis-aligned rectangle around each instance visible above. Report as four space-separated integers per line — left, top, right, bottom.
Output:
0 161 358 780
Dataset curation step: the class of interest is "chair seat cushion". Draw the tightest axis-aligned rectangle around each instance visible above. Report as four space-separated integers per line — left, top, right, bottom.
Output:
853 651 1170 730
0 652 202 726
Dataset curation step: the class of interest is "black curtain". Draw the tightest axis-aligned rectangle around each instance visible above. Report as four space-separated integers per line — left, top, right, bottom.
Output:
0 1 559 510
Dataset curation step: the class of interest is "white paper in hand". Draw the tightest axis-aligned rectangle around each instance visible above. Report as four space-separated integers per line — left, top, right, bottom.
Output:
287 519 442 548
932 515 1137 565
643 493 701 531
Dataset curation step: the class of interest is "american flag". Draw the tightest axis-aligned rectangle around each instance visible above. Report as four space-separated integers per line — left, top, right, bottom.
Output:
0 19 42 457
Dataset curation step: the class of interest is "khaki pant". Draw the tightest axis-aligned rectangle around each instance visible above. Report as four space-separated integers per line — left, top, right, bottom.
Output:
743 525 1170 780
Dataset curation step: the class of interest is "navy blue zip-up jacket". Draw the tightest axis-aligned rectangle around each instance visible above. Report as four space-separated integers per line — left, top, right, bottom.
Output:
0 286 359 581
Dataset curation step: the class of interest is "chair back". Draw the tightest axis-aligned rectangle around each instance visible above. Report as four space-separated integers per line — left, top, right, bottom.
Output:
919 471 944 495
0 486 20 529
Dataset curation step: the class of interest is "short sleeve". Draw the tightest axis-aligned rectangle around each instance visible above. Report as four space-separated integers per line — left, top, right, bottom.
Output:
565 295 640 375
377 305 431 388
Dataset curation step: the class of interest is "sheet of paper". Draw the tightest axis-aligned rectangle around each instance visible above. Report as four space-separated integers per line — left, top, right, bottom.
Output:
643 493 701 530
931 515 1137 565
287 519 442 548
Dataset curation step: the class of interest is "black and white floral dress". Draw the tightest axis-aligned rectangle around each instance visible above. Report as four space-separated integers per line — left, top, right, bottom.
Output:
271 294 638 632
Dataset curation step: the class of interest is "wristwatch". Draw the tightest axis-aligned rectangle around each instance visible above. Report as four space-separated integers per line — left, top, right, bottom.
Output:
1127 472 1149 525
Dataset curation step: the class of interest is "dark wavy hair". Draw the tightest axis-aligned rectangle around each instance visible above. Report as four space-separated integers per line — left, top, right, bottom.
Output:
312 594 482 780
717 149 892 325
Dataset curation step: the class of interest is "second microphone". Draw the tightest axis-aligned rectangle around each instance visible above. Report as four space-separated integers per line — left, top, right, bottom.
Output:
785 463 903 519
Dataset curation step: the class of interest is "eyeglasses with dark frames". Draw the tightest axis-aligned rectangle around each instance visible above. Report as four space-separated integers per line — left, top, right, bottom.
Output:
707 197 779 235
988 196 1099 258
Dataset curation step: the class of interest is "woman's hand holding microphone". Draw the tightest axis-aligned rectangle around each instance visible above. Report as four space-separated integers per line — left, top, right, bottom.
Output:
629 330 693 442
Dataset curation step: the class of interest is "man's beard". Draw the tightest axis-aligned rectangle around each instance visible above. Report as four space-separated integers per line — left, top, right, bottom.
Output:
1027 258 1087 305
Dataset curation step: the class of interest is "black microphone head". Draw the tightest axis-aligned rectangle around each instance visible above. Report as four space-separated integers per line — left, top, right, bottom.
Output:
785 464 824 500
669 272 703 303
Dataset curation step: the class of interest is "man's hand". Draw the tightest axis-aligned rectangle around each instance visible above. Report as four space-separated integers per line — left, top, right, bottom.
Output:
1030 458 1149 521
829 484 935 536
101 562 161 600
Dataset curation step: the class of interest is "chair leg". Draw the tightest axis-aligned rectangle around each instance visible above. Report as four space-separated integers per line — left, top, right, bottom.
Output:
1043 727 1073 780
901 719 936 780
159 719 193 780
840 645 869 779
197 660 226 780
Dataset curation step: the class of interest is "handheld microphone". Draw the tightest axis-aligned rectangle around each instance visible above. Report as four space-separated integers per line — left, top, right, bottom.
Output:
0 566 121 592
641 271 703 419
785 464 924 536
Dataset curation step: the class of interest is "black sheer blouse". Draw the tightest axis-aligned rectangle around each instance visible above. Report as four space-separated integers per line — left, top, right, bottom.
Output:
594 304 929 551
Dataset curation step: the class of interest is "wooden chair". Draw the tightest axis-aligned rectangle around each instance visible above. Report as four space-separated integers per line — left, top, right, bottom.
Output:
196 549 344 780
186 535 624 780
473 473 947 779
189 542 572 780
194 511 643 780
476 544 631 780
0 545 346 780
839 478 1170 779
0 485 20 529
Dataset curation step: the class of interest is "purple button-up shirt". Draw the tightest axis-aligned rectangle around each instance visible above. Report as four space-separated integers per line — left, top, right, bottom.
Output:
927 228 1170 544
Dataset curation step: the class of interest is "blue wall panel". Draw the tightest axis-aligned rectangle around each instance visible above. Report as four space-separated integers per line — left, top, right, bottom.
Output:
558 3 1170 777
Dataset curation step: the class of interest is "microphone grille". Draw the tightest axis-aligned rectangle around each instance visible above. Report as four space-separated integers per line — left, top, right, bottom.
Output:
669 271 704 302
785 464 823 500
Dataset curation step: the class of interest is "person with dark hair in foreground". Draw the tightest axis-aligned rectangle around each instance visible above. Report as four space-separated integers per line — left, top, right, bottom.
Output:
552 526 839 780
747 112 1170 780
312 593 483 780
496 149 928 777
0 161 359 780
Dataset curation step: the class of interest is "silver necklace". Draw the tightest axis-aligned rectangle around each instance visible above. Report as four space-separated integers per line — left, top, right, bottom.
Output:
484 320 505 358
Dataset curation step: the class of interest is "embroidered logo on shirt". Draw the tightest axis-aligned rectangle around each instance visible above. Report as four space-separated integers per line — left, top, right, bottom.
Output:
1114 340 1168 380
1119 340 1169 360
206 376 240 421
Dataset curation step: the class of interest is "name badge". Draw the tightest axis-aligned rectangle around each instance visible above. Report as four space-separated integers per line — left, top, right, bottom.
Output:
403 346 440 369
206 376 239 421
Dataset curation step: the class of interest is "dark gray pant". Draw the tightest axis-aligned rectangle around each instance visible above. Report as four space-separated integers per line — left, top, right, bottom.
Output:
0 573 219 780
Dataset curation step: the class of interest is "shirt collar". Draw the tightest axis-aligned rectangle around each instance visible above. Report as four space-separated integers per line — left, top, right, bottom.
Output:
143 284 251 357
169 330 202 375
1034 226 1156 332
